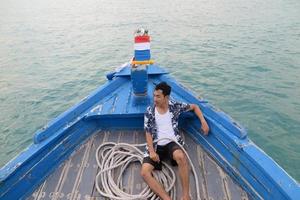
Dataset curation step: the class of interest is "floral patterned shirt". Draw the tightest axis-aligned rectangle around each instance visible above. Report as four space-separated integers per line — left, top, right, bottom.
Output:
143 100 191 157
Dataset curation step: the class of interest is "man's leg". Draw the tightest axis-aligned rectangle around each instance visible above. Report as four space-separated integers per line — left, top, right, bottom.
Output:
140 163 171 200
173 149 190 200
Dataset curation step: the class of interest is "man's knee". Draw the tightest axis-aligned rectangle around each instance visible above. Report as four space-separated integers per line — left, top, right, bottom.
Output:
140 164 153 179
173 150 187 165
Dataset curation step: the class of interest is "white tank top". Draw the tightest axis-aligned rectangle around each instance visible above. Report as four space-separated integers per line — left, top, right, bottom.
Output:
155 108 176 146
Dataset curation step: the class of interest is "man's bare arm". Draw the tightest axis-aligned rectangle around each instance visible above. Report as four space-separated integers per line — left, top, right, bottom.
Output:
190 104 210 135
145 132 160 162
146 132 155 152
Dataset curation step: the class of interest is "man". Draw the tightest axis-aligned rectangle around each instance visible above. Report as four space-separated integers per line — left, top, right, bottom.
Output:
140 82 209 200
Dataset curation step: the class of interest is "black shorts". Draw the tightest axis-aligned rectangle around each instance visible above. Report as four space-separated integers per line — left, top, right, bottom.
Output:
143 142 182 170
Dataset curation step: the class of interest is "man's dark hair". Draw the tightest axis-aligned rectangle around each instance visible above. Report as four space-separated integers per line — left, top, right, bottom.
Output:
155 82 171 96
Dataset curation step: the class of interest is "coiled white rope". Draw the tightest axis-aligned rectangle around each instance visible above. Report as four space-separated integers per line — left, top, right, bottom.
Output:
95 138 200 200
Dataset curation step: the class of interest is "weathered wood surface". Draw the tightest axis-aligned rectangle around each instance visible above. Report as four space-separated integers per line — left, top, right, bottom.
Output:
28 130 248 200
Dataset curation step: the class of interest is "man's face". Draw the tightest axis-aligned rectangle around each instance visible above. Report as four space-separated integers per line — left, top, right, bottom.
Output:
154 89 167 107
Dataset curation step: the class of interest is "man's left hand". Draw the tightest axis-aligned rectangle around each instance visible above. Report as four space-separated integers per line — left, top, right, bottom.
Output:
201 120 209 135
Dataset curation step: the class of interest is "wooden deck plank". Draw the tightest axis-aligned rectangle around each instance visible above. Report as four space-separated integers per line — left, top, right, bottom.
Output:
225 174 249 200
184 132 207 200
137 130 146 144
130 131 144 196
28 130 250 200
110 83 132 115
73 132 105 200
118 131 136 195
90 131 108 199
54 139 90 200
71 138 94 200
27 179 47 200
40 164 65 200
92 130 120 198
197 144 210 200
203 152 227 200
135 130 149 195
91 131 110 199
99 95 118 115
28 147 81 200
28 146 79 200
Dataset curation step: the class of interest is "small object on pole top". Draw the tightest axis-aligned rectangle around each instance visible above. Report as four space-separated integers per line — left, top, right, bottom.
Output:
135 28 148 36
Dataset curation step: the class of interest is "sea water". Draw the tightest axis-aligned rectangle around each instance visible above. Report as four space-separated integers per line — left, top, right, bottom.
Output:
0 0 299 182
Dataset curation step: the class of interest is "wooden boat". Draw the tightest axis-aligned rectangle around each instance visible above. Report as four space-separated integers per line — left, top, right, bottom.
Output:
0 32 299 200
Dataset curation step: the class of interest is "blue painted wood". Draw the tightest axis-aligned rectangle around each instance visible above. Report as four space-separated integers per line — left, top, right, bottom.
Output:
183 120 300 200
0 121 98 200
134 50 151 61
131 66 148 95
0 64 299 200
114 64 168 77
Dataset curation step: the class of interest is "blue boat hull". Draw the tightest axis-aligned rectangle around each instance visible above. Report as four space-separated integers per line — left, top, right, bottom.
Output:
0 64 299 199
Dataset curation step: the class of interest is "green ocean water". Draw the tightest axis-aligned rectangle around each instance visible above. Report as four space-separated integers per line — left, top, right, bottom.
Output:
0 0 299 182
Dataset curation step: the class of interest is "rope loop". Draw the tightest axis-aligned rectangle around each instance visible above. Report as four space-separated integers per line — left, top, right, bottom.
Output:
95 138 200 200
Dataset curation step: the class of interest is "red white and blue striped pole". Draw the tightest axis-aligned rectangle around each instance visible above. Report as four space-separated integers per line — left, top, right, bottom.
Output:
130 28 153 96
132 29 154 65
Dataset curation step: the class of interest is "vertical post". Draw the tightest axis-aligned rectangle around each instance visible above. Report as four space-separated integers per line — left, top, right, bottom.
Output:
131 28 152 96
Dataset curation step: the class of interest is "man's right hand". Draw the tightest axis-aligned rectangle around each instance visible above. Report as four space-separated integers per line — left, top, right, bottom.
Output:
149 151 160 162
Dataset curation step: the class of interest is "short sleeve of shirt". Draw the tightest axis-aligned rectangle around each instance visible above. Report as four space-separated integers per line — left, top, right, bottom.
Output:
144 106 152 133
175 102 191 113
